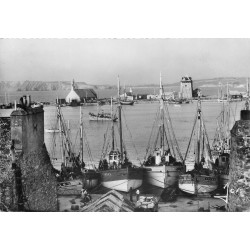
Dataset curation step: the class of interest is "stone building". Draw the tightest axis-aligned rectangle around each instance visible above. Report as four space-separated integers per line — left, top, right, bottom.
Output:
65 79 97 104
0 96 58 211
228 109 250 211
179 76 193 99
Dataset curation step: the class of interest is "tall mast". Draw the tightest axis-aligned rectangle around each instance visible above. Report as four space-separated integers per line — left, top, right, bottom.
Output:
111 97 115 150
196 90 202 164
57 99 65 166
118 75 123 163
80 106 84 164
159 72 164 150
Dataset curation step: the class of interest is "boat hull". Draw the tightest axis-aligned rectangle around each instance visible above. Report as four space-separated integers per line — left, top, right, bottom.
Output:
178 174 218 195
89 113 117 122
219 174 229 187
143 165 180 188
82 171 100 189
100 168 143 192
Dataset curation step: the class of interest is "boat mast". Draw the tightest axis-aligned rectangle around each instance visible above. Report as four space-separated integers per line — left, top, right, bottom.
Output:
196 90 202 164
159 72 164 150
118 75 123 163
111 97 115 150
57 98 66 166
80 106 84 164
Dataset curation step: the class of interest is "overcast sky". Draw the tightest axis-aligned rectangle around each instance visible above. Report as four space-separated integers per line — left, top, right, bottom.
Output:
1 39 250 85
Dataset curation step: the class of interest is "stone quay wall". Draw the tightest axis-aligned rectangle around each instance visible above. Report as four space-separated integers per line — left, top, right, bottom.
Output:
229 119 250 211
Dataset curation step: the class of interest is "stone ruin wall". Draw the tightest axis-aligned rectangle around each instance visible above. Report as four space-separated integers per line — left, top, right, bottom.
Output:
0 106 58 211
0 117 16 211
17 145 58 211
229 120 250 211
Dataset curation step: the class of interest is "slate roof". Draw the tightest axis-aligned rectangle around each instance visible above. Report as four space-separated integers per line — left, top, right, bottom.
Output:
74 89 97 99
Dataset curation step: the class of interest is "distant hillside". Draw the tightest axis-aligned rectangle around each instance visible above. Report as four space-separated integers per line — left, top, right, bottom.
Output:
0 80 115 91
0 77 248 96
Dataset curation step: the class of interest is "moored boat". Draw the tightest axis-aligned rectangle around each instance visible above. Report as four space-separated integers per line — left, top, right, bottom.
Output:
98 76 143 192
89 112 118 121
88 98 118 122
178 90 218 195
212 83 231 188
143 73 184 188
179 174 218 195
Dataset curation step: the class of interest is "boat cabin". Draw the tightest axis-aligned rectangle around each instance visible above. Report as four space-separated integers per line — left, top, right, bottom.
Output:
144 148 174 166
107 150 121 168
217 153 229 168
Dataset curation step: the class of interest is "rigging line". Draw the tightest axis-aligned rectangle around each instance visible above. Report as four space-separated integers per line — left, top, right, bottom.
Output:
201 112 213 161
163 115 176 158
163 103 183 162
99 109 116 161
72 128 80 154
82 126 95 166
145 108 160 160
153 128 160 153
121 109 142 165
163 125 170 150
184 114 198 163
163 105 176 159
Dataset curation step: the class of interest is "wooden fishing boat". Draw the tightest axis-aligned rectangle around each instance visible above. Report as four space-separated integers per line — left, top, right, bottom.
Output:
179 174 218 194
89 112 118 121
79 106 100 189
98 76 143 192
48 102 99 190
143 73 184 188
212 83 231 188
178 90 218 195
88 99 118 121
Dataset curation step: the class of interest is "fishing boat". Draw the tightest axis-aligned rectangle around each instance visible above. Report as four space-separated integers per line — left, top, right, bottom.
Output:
89 112 118 121
120 84 134 105
178 90 218 195
212 83 231 188
143 73 184 188
89 98 118 122
98 76 143 192
79 106 100 189
49 101 99 189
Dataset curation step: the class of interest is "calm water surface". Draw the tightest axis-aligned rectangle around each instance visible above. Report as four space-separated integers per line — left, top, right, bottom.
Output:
44 100 244 167
2 90 244 167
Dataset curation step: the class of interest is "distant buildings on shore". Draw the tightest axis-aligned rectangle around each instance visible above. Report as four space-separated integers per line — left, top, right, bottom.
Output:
65 79 97 105
179 76 193 99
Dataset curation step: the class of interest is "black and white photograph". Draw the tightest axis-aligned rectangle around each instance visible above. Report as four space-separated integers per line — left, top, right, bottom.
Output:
1 38 250 212
0 1 249 249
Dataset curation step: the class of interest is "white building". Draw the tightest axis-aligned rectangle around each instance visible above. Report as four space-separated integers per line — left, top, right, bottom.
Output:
65 79 97 104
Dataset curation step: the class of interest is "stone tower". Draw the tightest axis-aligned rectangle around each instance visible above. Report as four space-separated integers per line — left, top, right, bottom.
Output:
180 76 193 99
0 96 58 211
